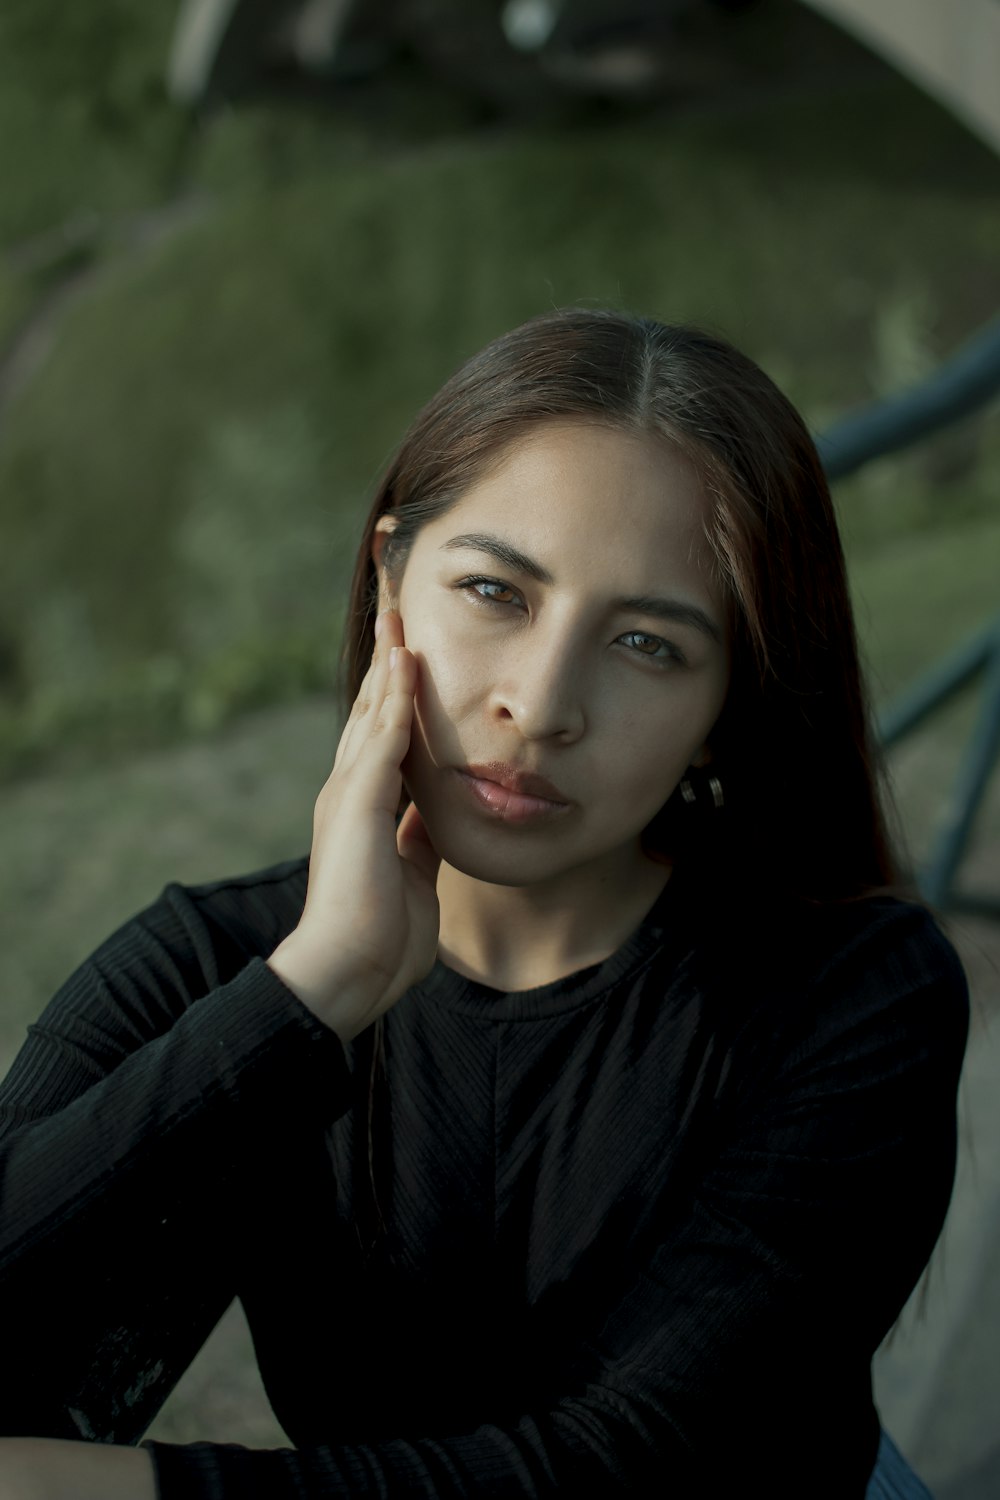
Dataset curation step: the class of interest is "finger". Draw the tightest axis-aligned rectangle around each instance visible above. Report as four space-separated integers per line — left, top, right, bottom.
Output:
369 646 417 750
397 799 441 888
334 612 403 771
334 611 389 737
335 651 383 774
333 639 379 770
337 644 416 809
383 608 406 649
347 611 404 723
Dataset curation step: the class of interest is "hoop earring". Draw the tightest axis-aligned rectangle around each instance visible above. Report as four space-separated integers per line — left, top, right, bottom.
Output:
678 770 724 811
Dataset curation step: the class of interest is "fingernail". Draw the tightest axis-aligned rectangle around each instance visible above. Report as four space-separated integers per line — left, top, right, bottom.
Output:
374 612 384 641
389 647 399 670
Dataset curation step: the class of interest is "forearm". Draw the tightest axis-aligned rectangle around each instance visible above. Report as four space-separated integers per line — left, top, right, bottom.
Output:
0 1438 155 1500
0 957 350 1277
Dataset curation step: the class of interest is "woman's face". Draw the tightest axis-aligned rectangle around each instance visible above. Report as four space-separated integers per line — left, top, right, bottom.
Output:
377 419 731 890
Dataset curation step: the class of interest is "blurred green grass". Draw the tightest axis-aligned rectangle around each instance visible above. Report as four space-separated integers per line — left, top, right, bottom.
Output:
0 1 186 249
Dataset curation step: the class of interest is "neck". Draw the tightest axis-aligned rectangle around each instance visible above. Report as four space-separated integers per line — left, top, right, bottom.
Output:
435 843 672 991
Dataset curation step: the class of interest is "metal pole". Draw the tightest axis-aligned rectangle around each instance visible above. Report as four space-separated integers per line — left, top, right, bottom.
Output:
920 630 1000 910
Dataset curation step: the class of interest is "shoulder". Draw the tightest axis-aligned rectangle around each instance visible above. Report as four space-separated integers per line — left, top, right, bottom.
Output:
163 853 310 928
793 893 967 1013
793 892 966 995
707 884 966 1009
687 888 969 1096
787 895 968 1066
65 854 312 1006
151 854 311 973
780 896 967 1106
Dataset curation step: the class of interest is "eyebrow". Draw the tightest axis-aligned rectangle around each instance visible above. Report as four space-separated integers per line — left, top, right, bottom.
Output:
443 532 554 583
440 532 723 643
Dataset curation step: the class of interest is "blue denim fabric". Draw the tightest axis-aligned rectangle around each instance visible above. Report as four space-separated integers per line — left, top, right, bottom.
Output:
866 1430 935 1499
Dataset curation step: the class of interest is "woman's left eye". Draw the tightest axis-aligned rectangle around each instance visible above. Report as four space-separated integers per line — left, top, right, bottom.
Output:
619 631 682 663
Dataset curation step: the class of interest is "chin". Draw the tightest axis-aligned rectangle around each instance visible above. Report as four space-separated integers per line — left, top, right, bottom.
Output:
439 823 559 887
445 850 538 888
406 790 569 889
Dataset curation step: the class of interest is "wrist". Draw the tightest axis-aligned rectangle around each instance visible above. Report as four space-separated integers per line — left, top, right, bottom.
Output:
266 934 380 1044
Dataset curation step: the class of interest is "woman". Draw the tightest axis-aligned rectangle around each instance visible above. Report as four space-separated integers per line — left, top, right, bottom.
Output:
0 309 968 1497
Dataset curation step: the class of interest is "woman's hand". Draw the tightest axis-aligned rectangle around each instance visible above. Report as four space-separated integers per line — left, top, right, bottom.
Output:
0 1438 155 1500
267 609 442 1042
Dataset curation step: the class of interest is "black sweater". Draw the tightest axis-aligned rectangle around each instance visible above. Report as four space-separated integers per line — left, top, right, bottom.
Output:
0 856 969 1497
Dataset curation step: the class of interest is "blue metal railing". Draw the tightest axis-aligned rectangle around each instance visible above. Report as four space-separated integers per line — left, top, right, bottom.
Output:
817 316 1000 480
816 317 1000 911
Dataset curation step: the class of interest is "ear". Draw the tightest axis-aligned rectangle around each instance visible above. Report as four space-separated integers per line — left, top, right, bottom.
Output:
370 514 399 608
689 743 713 770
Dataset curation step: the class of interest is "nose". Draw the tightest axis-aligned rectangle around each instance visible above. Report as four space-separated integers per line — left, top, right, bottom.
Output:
486 616 587 744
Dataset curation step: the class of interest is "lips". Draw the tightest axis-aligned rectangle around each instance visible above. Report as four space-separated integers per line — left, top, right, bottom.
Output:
460 762 569 805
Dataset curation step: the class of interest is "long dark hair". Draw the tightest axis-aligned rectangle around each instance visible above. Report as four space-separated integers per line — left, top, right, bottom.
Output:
338 308 900 1259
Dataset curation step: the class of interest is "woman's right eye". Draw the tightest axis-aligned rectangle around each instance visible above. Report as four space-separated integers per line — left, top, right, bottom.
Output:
456 576 523 608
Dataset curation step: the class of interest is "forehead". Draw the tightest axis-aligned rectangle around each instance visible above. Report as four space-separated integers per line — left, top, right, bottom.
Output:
423 419 721 603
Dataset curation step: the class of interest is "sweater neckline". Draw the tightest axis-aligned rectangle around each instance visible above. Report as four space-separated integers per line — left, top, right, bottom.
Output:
412 860 690 1020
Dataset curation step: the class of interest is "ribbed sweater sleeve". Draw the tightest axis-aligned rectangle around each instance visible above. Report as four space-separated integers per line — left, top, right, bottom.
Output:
141 899 969 1499
0 872 351 1442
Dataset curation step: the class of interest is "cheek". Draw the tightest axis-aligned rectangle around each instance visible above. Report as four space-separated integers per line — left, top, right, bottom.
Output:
611 679 725 780
409 618 485 730
611 729 685 792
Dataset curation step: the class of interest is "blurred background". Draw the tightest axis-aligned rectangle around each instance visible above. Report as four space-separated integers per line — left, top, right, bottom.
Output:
1 1 998 1494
